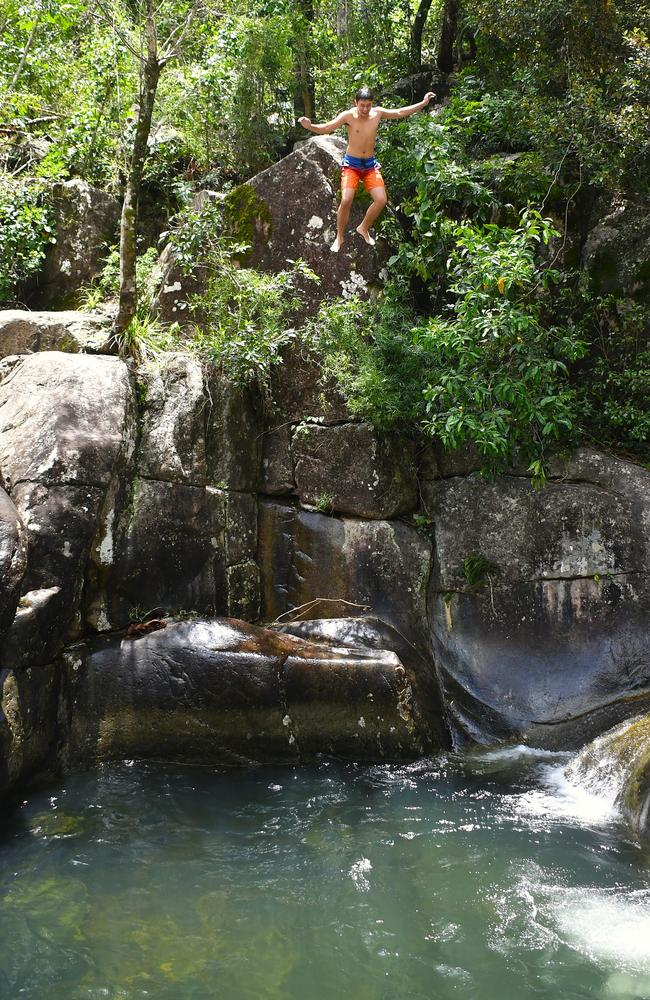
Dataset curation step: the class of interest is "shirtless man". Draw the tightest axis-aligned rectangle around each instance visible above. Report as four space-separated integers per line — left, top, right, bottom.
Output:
298 86 435 252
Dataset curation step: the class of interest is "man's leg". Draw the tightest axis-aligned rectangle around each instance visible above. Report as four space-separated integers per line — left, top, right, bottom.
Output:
332 187 356 252
356 185 387 247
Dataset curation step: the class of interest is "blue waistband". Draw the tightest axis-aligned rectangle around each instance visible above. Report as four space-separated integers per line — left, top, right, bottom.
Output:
342 153 378 170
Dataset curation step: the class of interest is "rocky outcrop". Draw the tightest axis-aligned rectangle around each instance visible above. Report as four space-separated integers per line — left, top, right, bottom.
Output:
582 194 650 303
292 422 418 518
425 449 650 748
61 617 441 767
0 321 649 792
30 180 120 308
0 309 114 358
156 136 387 323
0 488 27 634
0 351 135 666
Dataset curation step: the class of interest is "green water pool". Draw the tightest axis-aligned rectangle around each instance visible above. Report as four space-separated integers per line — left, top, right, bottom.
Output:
1 750 650 1000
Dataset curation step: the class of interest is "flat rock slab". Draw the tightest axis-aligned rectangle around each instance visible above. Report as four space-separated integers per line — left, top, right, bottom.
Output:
61 617 441 766
0 309 114 358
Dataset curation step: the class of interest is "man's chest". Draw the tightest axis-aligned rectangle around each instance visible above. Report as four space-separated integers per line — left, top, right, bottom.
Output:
347 116 380 140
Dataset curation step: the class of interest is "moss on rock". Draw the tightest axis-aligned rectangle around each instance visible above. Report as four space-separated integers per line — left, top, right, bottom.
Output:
223 184 273 261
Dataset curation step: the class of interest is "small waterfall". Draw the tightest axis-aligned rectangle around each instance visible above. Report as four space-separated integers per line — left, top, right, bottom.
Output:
564 713 650 840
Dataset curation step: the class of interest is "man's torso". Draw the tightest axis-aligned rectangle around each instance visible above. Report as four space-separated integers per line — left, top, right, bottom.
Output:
343 108 381 158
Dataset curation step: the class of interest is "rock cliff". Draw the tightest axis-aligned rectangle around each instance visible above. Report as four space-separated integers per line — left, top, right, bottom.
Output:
0 139 649 794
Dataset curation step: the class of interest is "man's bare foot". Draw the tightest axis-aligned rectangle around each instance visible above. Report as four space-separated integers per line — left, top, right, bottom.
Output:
356 225 375 246
331 235 344 252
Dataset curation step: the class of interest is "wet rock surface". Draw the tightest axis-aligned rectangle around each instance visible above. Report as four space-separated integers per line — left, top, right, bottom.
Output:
258 502 433 652
425 452 650 748
62 617 440 767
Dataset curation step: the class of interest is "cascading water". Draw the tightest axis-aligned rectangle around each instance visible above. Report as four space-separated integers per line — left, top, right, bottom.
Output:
1 723 650 1000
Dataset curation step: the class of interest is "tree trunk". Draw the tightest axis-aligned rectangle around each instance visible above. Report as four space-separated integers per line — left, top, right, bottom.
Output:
409 0 434 73
292 0 315 120
113 3 161 338
8 11 42 94
437 0 459 74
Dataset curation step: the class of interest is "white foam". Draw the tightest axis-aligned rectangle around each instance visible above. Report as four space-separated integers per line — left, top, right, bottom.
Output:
516 761 620 826
491 864 650 983
550 887 650 975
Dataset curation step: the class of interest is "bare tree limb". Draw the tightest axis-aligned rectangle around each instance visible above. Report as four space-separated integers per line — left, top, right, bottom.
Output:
7 11 42 94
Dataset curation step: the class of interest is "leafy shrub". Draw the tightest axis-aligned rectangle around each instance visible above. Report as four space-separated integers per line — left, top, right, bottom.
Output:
0 175 55 305
576 297 650 460
166 199 318 388
312 211 587 480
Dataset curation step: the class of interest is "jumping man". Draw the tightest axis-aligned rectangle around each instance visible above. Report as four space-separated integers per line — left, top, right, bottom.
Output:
298 86 436 252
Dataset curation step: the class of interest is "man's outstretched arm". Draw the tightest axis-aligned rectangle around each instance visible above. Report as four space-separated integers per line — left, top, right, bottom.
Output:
298 111 350 134
378 92 436 120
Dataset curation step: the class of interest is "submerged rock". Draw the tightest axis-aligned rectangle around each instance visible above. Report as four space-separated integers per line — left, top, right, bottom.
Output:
61 617 444 767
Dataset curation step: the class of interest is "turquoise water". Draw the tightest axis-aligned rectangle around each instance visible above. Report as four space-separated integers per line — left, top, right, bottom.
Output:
1 751 650 1000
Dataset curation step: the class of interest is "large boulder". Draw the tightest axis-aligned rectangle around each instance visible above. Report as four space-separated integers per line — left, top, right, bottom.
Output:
30 180 120 308
60 617 443 767
582 194 650 303
423 449 650 748
0 309 114 358
0 351 135 664
84 358 261 631
156 136 388 324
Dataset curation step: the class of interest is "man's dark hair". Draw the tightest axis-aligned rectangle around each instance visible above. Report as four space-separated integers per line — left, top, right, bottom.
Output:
355 86 374 102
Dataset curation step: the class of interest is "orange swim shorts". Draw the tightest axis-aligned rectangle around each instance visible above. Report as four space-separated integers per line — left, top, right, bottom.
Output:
341 165 385 193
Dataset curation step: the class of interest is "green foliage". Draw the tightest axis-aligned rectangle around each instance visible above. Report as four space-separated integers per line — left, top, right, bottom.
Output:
463 553 499 589
0 175 55 304
193 262 314 387
576 297 650 460
166 198 318 386
310 280 431 430
418 211 587 477
116 311 180 363
78 246 160 310
313 212 589 479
